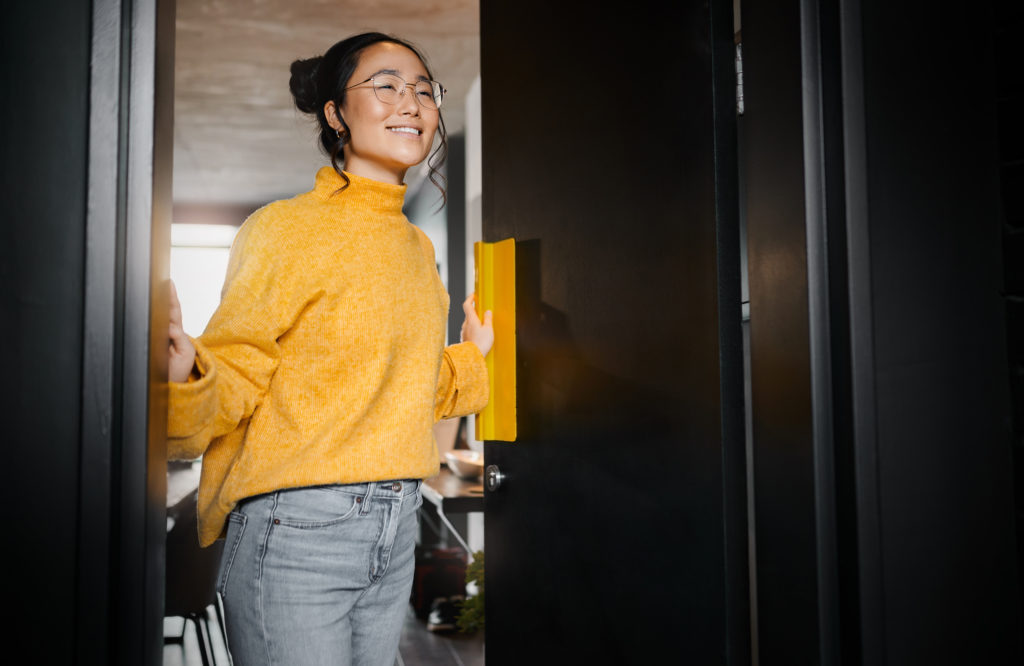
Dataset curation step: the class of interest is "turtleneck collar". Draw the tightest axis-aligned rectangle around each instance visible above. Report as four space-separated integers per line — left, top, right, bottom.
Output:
312 166 407 216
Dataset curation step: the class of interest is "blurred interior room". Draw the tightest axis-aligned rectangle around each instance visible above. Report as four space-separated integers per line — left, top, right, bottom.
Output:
165 1 486 664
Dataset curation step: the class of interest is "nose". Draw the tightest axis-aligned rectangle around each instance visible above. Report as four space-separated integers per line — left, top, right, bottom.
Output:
397 83 420 115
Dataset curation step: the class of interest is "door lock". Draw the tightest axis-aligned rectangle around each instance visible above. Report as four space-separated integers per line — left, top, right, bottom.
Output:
485 465 506 492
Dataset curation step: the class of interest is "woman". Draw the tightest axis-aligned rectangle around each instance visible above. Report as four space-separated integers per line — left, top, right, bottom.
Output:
167 32 492 666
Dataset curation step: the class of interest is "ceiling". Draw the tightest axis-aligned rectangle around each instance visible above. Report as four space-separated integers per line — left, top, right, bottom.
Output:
172 0 480 207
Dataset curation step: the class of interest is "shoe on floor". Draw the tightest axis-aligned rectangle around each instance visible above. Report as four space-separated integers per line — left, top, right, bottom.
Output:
426 595 464 632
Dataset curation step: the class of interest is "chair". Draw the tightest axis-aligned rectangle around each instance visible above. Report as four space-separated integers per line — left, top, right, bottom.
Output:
165 489 227 666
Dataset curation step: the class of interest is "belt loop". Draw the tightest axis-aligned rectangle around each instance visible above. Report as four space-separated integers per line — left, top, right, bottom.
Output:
359 482 374 514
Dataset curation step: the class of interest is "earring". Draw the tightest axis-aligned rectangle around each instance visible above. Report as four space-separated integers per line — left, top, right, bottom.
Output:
336 128 345 139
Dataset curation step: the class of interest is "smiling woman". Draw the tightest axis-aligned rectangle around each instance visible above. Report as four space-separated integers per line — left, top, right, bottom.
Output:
165 32 492 666
289 33 449 202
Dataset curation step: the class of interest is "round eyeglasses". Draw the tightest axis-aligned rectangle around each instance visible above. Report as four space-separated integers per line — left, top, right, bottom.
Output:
344 73 446 110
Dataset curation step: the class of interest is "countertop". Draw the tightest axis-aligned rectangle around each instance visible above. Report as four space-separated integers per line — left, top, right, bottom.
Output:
422 465 484 514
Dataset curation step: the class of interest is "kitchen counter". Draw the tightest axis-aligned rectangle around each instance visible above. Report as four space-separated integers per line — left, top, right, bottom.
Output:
422 465 484 514
168 459 484 516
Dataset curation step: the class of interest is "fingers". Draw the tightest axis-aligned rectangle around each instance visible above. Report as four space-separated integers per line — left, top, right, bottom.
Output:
168 280 190 354
462 292 477 320
166 279 197 382
169 279 183 328
459 293 495 355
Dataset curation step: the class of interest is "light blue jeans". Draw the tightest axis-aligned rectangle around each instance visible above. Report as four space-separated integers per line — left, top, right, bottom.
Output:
216 479 423 666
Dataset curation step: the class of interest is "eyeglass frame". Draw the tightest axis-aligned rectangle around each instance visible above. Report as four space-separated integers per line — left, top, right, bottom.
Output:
343 74 447 110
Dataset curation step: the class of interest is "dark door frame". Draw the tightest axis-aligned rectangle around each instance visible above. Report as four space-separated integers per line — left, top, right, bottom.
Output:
77 0 175 662
742 0 1021 662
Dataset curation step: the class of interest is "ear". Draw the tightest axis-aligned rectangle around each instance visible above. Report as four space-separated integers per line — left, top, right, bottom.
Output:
324 100 344 131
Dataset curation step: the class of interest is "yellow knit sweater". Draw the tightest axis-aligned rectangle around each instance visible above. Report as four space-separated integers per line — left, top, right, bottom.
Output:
168 167 489 546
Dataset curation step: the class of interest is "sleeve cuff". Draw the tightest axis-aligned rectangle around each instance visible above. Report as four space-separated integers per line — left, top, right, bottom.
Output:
168 339 217 439
445 341 490 415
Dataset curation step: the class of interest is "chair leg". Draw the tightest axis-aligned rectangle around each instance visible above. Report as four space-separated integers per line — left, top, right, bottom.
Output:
215 593 232 664
192 612 213 666
203 607 224 666
164 616 186 645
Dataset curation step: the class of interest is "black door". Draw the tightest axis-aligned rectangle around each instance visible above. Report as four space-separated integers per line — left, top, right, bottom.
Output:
479 0 748 662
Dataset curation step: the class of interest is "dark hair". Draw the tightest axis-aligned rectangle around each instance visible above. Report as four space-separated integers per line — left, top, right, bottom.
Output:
289 32 448 204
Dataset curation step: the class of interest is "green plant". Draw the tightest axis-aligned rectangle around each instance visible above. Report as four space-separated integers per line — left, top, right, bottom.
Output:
456 550 484 633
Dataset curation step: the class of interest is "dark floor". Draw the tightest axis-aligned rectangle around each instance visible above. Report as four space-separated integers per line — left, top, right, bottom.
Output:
163 603 484 666
397 605 485 666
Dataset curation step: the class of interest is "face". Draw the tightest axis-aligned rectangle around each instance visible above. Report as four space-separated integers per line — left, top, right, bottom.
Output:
325 42 440 185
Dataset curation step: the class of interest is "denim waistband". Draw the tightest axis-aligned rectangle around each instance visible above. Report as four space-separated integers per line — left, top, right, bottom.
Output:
236 480 423 512
235 479 423 512
327 478 422 499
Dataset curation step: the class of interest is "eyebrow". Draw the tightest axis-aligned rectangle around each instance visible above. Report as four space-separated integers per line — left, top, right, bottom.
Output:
369 68 431 82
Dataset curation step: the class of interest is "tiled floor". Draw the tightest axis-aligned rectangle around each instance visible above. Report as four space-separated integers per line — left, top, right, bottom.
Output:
163 603 484 666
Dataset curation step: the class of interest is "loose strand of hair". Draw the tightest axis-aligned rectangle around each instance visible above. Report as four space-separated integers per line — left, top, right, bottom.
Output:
329 137 351 195
428 116 449 213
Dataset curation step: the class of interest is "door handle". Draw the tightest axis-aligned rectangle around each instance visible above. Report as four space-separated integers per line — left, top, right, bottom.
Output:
485 465 506 492
474 239 517 441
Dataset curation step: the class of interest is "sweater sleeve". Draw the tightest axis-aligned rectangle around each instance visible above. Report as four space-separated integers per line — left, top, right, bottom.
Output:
434 341 490 422
167 208 313 460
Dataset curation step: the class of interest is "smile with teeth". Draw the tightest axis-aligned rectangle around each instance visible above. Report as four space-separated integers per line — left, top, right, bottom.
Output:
387 127 422 136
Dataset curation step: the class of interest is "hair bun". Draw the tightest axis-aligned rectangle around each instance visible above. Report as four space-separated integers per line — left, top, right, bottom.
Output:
289 56 322 114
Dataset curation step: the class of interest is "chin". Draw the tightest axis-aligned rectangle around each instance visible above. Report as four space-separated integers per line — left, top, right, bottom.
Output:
393 151 431 169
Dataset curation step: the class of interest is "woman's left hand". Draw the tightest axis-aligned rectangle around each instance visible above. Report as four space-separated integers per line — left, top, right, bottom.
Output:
460 293 494 358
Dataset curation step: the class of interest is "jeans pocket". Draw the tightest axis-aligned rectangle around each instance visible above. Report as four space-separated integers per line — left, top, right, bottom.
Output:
217 511 247 597
273 487 362 529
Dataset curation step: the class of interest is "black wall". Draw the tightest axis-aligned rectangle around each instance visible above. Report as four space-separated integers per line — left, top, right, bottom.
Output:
995 0 1024 634
743 0 1022 662
2 1 173 663
1 2 91 660
856 0 1020 660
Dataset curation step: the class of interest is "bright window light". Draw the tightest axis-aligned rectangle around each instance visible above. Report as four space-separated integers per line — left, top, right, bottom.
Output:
171 223 239 248
170 224 238 336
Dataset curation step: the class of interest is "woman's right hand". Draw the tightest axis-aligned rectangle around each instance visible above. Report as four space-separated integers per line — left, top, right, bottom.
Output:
460 292 494 358
169 280 196 383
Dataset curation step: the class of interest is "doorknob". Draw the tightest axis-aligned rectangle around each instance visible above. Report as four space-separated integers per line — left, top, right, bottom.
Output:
485 465 506 492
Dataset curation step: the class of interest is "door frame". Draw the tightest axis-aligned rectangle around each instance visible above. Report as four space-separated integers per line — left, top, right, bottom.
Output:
78 0 175 661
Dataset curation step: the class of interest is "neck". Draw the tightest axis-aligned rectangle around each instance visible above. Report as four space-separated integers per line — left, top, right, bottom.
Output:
342 155 408 186
313 167 407 217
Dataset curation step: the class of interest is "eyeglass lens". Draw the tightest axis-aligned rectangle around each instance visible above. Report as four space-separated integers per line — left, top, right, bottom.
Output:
371 74 444 110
